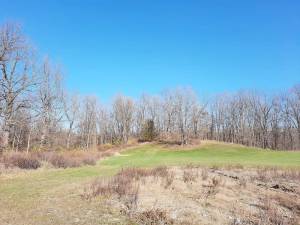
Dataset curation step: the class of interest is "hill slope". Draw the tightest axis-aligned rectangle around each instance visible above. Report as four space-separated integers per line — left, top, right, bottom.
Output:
103 141 300 168
0 142 299 225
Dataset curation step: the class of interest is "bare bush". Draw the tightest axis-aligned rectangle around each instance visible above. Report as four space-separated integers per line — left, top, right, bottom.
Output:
82 172 140 212
255 168 269 182
82 175 138 199
229 197 297 225
203 176 222 203
35 151 99 168
82 178 113 200
257 196 287 225
272 194 300 215
133 209 174 225
47 154 80 168
116 166 170 181
164 170 175 189
116 167 151 180
0 150 99 170
81 156 97 166
183 169 198 183
281 169 300 181
150 166 169 178
2 153 41 169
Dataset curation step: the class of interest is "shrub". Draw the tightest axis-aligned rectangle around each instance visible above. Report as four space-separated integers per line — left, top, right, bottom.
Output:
117 167 150 180
112 174 137 199
150 166 169 178
1 150 101 170
164 171 175 189
134 209 174 225
37 151 98 168
183 169 198 183
82 178 113 200
47 154 68 168
82 172 140 209
203 176 222 203
3 153 41 169
258 196 287 225
100 150 114 158
139 119 157 142
82 166 173 201
256 168 269 182
116 166 169 180
81 156 96 166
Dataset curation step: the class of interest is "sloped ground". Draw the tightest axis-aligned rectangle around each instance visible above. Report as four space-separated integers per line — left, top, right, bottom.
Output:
0 142 300 225
82 166 300 225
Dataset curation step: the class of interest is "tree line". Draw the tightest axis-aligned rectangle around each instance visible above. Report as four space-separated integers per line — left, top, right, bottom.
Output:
1 22 300 151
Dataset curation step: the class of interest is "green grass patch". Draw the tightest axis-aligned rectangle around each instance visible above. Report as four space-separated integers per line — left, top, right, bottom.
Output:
0 142 299 224
102 143 300 169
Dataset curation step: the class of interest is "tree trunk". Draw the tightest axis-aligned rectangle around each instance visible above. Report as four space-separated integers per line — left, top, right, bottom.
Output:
26 128 32 154
0 124 10 150
66 122 74 149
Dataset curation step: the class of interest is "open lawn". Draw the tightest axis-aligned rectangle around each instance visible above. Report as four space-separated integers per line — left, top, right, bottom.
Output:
103 142 300 168
0 141 300 225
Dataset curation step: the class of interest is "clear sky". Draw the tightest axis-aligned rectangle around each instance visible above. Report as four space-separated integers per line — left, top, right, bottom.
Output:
1 0 300 101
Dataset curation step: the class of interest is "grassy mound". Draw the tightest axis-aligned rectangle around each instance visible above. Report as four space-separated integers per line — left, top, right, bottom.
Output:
0 142 299 225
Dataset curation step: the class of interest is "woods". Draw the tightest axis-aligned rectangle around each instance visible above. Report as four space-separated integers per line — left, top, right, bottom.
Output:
1 22 300 151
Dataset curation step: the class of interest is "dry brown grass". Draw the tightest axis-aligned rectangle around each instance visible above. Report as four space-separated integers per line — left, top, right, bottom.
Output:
183 168 198 183
82 166 300 225
0 152 41 169
132 209 175 225
0 142 142 172
0 150 103 170
82 167 175 200
254 167 300 183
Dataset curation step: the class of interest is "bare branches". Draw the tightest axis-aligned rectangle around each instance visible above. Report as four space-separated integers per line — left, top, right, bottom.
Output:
0 22 36 149
1 21 300 152
112 95 134 144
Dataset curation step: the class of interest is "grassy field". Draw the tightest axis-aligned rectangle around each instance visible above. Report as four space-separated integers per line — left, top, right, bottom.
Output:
0 141 300 225
102 142 300 168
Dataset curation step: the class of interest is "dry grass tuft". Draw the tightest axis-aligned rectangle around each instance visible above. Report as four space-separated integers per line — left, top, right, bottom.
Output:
82 175 140 213
183 169 198 183
253 167 300 184
256 195 292 225
133 209 175 225
81 166 300 225
202 176 222 203
272 194 300 214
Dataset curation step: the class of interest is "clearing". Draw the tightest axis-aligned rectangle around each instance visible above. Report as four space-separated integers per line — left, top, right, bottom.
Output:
0 141 299 225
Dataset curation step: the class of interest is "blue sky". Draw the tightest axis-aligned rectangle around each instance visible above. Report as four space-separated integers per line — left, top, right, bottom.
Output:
1 0 300 101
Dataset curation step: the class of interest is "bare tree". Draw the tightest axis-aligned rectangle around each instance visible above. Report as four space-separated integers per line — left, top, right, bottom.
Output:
78 96 98 149
62 92 80 149
286 85 300 149
162 90 176 135
36 59 63 149
96 104 115 145
112 95 134 144
0 23 36 149
173 88 199 145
